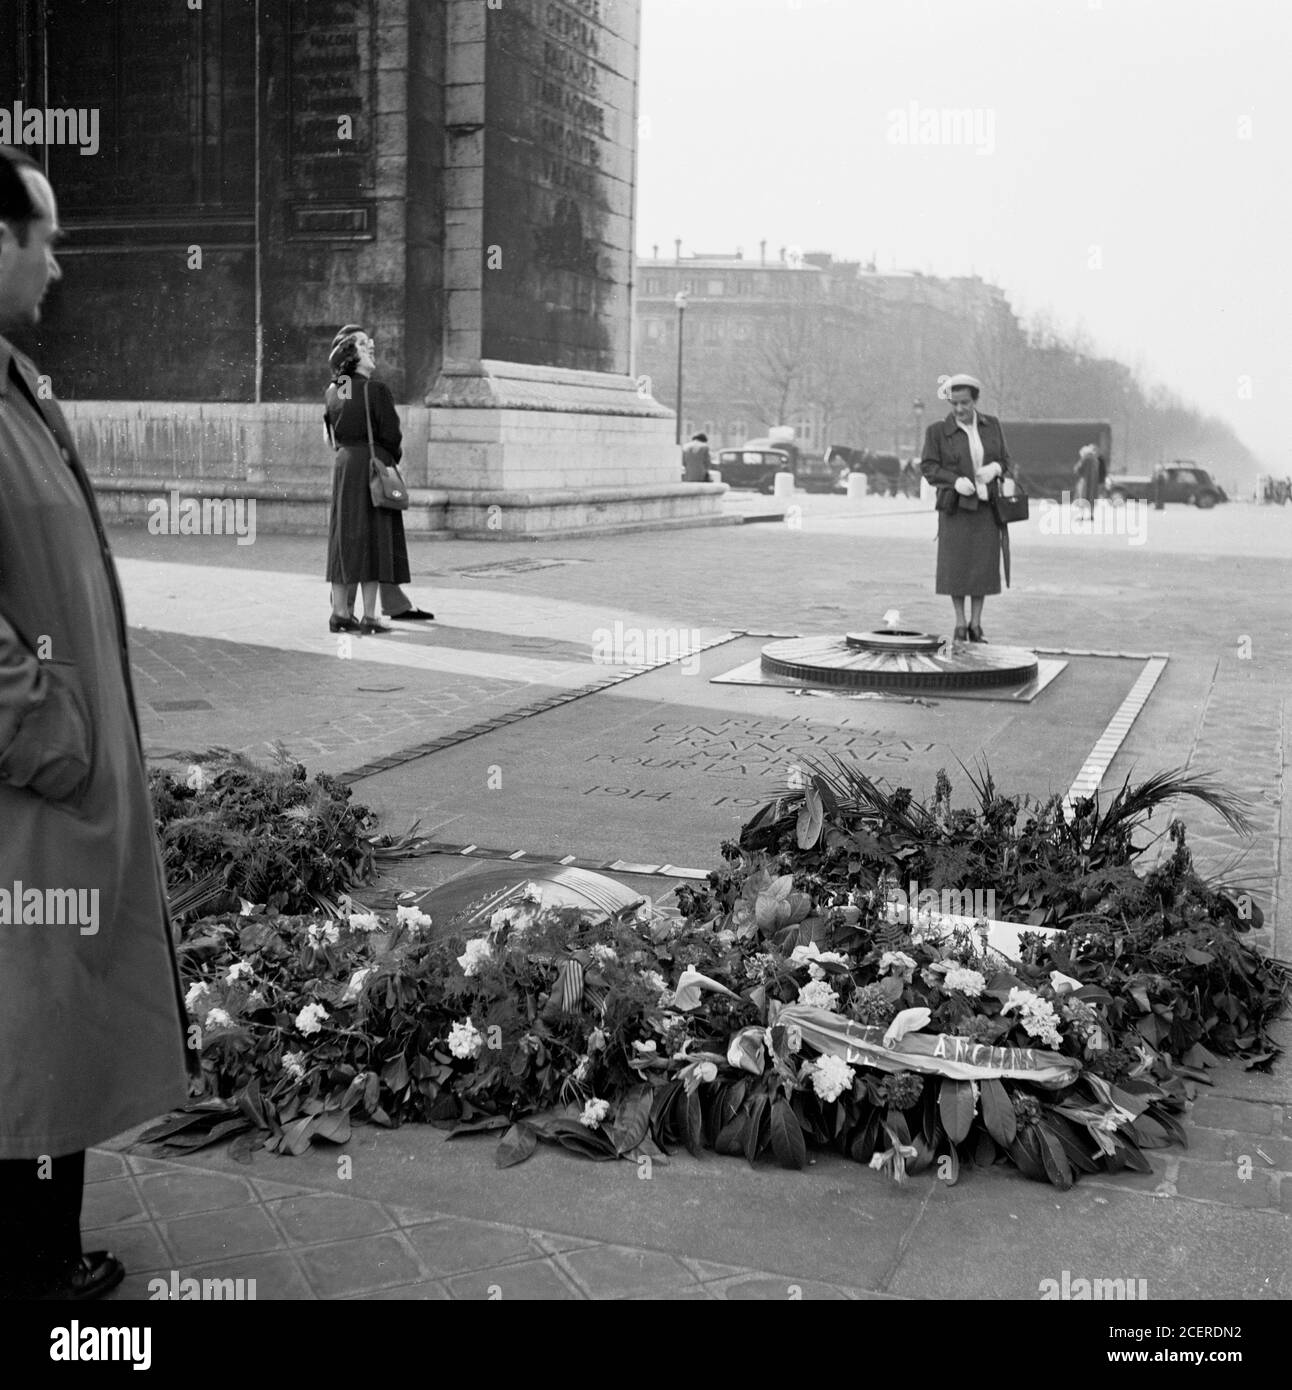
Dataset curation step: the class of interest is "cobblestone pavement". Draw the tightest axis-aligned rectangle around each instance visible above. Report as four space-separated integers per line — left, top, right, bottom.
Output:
94 502 1290 1298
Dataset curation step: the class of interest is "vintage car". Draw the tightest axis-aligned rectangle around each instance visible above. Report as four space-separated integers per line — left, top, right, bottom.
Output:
714 447 793 492
1106 464 1228 508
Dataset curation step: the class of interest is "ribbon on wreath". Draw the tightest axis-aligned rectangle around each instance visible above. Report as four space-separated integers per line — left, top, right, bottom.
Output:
778 1004 1081 1088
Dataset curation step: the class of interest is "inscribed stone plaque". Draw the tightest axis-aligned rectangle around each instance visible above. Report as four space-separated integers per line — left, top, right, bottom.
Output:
288 0 374 196
483 0 639 373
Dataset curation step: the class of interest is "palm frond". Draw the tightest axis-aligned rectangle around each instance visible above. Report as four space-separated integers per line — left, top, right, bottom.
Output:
1092 768 1252 843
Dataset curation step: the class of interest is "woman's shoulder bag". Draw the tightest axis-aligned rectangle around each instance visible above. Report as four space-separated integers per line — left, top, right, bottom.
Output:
364 379 410 510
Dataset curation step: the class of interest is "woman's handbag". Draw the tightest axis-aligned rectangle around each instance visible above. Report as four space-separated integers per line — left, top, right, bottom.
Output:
991 480 1029 525
364 380 410 511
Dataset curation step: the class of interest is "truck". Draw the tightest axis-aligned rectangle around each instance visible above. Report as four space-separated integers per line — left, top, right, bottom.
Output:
995 420 1113 501
1106 462 1228 508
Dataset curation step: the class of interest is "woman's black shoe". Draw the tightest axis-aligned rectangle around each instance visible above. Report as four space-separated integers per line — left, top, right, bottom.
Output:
37 1252 125 1301
388 607 434 621
329 615 361 633
358 617 389 635
968 624 987 643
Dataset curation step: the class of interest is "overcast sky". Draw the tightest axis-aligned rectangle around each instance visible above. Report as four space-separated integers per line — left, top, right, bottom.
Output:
636 0 1290 469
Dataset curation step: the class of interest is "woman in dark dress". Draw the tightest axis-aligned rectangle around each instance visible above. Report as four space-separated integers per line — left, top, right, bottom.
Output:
324 327 411 634
919 374 1014 643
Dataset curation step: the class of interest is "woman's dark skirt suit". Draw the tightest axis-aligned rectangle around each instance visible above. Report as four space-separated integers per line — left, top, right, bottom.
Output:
325 376 410 587
919 412 1013 595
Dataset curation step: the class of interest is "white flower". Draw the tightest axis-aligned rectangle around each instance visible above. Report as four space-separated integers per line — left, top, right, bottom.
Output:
880 950 919 976
1001 988 1063 1049
784 1022 803 1055
797 979 840 1012
694 1060 718 1084
579 1097 611 1129
295 1002 329 1036
342 967 375 1003
348 911 383 934
246 990 266 1010
809 1054 856 1104
184 982 212 1013
281 1051 307 1081
791 942 851 979
225 961 253 984
943 964 987 998
307 920 340 949
572 1055 591 1083
1049 970 1083 996
587 1027 607 1054
203 1008 234 1030
457 938 493 977
641 969 668 995
447 1019 484 1060
589 943 618 966
632 1039 658 1055
397 903 433 934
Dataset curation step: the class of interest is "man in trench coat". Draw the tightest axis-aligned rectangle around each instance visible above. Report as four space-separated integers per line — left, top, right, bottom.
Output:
0 147 193 1300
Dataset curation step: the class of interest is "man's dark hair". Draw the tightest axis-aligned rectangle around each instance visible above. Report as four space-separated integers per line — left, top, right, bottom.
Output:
691 432 708 443
0 146 40 246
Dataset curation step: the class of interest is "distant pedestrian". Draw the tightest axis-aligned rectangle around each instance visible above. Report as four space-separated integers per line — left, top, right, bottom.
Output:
324 327 430 632
0 145 194 1300
1074 444 1101 502
919 373 1015 643
682 431 712 482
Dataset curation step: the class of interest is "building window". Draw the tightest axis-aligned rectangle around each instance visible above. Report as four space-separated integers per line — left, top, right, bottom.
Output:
643 318 663 340
733 320 753 340
643 277 661 294
706 279 725 295
729 418 748 444
701 319 723 343
701 419 716 440
792 415 816 446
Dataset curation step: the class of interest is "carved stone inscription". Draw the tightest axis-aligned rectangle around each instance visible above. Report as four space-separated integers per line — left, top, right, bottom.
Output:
288 0 372 192
581 717 940 808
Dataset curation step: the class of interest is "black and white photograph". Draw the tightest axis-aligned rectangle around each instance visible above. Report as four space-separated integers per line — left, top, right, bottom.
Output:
0 0 1286 1351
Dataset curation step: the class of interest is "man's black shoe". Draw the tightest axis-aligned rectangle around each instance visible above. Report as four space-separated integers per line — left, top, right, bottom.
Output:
388 607 434 621
37 1251 125 1301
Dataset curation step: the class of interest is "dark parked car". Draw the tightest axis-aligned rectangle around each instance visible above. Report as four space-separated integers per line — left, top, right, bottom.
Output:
1107 464 1227 508
715 447 792 493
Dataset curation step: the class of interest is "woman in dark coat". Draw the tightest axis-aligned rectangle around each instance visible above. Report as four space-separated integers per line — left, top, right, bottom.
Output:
324 326 411 634
919 374 1014 643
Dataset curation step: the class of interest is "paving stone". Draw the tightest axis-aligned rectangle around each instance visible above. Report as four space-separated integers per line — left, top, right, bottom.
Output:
296 1233 425 1298
150 1250 315 1301
268 1193 394 1244
561 1244 700 1299
161 1204 284 1265
82 1221 171 1276
446 1259 583 1300
81 1177 149 1229
404 1218 543 1275
1181 1130 1292 1170
136 1169 257 1219
1174 1161 1278 1209
679 1256 761 1283
1188 1097 1277 1134
85 1150 129 1183
346 1280 451 1300
719 1275 850 1300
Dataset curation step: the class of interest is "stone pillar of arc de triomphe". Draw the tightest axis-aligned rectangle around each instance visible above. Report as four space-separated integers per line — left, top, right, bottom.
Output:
1 0 725 536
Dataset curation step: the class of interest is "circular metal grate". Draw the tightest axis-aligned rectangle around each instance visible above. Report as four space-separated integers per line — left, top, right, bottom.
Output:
761 635 1038 691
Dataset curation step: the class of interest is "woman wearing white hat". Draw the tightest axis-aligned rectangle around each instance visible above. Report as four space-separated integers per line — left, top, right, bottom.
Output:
919 374 1015 642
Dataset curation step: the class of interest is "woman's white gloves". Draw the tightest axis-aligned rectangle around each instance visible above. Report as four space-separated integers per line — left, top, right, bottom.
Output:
953 476 976 496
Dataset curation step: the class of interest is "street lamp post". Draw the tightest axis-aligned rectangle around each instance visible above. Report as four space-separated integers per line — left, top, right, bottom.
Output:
674 290 689 445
